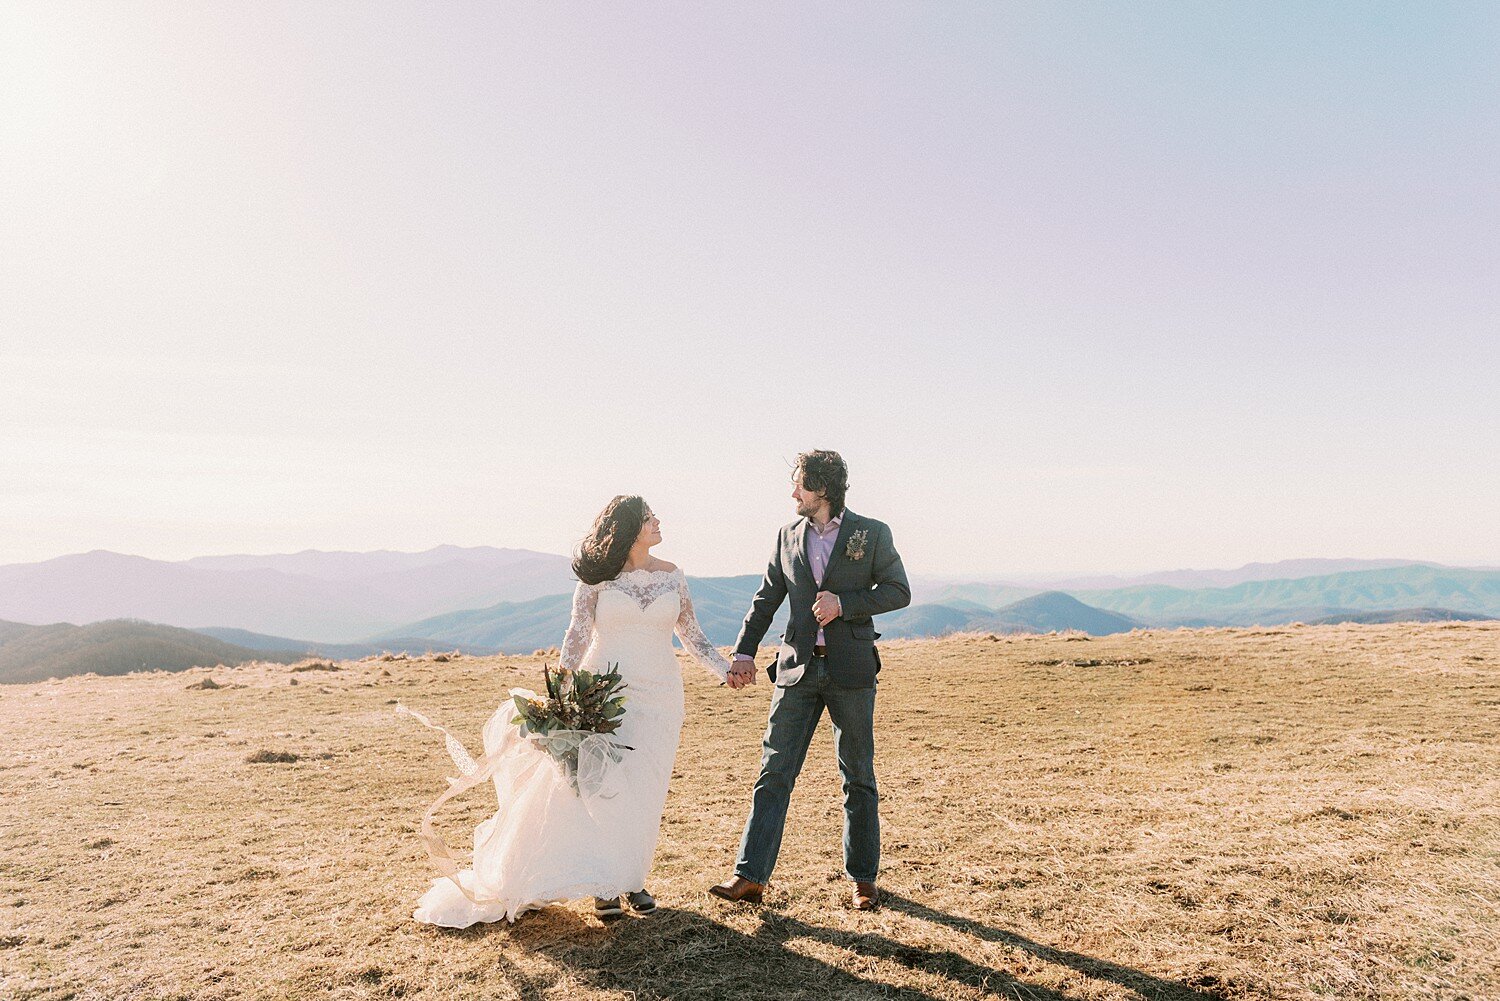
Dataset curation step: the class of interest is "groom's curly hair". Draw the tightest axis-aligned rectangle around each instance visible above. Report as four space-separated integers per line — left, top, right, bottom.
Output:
795 450 848 517
573 494 650 585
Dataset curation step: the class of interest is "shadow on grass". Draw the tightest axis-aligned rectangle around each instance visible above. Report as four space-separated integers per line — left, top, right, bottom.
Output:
444 892 1231 1001
880 891 1232 1000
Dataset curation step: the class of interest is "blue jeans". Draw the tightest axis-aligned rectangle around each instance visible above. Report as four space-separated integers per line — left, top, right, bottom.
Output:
735 656 879 884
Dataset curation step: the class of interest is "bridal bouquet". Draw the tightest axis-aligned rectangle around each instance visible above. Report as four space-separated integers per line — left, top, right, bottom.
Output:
510 664 631 797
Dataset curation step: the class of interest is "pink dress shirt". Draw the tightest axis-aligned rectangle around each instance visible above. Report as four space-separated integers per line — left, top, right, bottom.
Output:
734 513 843 664
805 513 842 647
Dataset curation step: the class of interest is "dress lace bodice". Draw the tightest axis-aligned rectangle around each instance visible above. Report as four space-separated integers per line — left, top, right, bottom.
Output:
558 567 730 681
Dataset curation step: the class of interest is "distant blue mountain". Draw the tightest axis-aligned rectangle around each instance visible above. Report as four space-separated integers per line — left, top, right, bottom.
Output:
375 575 790 653
382 583 1139 650
1304 607 1495 626
375 592 574 652
9 551 1497 665
194 626 497 659
878 592 1138 638
876 603 977 637
989 592 1140 635
919 558 1440 601
380 564 1500 650
0 619 303 685
0 546 575 641
1076 566 1500 625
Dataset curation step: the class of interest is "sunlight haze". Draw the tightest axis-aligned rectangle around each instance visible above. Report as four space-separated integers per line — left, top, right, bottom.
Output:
3 3 1496 576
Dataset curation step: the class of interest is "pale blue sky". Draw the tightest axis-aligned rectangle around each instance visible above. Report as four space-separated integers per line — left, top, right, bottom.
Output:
2 3 1496 576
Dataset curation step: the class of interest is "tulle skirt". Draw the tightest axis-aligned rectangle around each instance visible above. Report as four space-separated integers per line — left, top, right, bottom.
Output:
411 676 683 927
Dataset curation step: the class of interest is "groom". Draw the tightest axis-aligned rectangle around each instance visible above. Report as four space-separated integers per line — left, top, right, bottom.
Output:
710 450 910 911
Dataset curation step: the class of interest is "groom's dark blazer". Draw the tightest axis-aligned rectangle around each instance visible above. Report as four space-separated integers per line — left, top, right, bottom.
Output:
734 509 910 688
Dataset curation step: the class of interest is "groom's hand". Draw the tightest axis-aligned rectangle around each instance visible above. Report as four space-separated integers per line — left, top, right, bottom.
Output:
813 591 842 626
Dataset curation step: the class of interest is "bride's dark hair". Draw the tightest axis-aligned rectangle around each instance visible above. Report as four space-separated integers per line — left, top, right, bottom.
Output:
572 495 650 585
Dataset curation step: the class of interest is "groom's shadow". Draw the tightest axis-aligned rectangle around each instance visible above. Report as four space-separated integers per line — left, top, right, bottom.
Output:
475 892 1228 1001
878 891 1230 1000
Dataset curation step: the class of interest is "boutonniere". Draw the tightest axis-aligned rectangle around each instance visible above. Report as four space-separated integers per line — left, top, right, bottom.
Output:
845 529 869 562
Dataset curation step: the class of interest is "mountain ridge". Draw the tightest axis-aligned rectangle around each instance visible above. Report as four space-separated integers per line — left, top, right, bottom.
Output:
1077 565 1500 625
0 546 576 641
193 626 498 660
0 618 305 685
377 583 1142 651
4 551 1498 660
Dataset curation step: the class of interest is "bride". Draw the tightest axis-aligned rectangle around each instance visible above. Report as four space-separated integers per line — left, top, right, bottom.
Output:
406 495 736 926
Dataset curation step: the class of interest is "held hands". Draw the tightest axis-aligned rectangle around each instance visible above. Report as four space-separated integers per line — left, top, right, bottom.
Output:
726 660 757 689
813 591 842 627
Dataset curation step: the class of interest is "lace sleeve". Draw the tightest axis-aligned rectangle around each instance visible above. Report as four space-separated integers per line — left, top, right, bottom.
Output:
675 572 730 681
558 582 598 671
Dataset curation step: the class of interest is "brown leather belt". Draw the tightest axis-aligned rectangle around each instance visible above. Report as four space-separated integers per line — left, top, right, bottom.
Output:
813 644 827 657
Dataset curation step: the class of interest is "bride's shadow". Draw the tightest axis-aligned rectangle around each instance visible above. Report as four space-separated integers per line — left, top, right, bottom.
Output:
476 892 1225 1001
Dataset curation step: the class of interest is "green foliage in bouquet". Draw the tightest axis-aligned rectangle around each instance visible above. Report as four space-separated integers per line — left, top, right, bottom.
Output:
510 663 632 795
511 663 629 739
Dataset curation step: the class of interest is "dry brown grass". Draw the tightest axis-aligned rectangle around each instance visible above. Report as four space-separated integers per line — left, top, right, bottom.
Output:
2 623 1496 1000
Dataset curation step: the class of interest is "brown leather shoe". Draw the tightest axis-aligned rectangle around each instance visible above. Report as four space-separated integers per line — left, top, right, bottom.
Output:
852 881 879 911
707 876 764 904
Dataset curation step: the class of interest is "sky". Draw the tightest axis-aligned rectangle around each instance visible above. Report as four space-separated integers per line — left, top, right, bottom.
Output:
2 2 1497 577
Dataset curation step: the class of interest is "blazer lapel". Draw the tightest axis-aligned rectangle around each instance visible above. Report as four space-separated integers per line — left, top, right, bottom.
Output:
818 511 859 586
790 517 812 584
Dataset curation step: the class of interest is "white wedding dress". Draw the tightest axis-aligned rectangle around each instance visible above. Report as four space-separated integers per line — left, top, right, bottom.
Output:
409 567 730 927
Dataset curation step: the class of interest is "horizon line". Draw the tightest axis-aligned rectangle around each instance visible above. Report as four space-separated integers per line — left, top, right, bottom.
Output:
3 546 1497 582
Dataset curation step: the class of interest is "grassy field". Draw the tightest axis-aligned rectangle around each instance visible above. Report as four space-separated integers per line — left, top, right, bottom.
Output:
2 623 1496 1000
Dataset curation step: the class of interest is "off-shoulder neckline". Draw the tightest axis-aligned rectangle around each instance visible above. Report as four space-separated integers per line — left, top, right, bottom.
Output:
619 566 681 577
588 566 683 584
